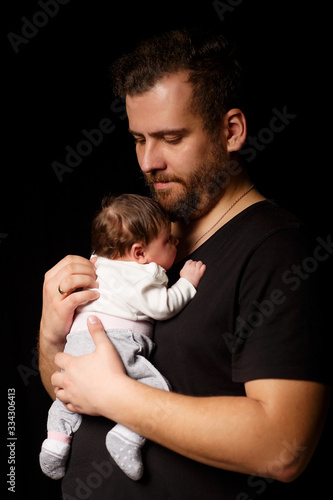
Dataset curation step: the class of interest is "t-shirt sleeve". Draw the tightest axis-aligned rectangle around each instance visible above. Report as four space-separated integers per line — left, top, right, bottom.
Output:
232 227 328 384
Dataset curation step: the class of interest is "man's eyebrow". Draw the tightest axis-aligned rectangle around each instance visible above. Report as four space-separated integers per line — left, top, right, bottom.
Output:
128 129 143 136
128 128 189 137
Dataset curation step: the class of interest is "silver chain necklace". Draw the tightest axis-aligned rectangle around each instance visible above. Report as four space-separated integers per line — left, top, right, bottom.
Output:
187 184 255 254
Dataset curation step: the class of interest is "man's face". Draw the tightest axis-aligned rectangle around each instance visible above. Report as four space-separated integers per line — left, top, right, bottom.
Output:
126 71 229 221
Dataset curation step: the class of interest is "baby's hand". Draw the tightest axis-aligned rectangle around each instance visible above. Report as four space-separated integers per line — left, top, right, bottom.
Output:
180 260 207 288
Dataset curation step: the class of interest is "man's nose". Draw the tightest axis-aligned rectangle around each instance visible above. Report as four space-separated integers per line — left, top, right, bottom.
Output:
139 141 167 173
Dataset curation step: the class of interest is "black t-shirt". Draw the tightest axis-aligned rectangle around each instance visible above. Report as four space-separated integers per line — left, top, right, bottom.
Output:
62 201 328 499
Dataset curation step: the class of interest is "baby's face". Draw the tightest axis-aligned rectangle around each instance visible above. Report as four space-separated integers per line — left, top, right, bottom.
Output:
144 226 179 270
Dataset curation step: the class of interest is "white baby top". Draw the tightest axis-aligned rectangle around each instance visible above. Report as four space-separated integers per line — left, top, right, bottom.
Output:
77 256 196 323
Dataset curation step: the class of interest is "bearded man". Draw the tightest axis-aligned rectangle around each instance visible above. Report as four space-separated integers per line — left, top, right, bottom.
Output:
39 29 330 499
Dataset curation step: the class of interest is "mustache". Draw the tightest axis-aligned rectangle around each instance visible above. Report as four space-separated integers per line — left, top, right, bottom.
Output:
143 172 186 186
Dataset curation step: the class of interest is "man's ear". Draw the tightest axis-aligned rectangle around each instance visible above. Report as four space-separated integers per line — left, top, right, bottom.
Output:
130 243 148 264
223 108 247 153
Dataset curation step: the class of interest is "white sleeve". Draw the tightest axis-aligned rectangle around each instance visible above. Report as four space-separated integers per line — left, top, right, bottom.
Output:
125 276 197 321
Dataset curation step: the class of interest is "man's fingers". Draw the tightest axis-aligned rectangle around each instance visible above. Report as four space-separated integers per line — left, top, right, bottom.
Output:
87 316 111 346
53 351 71 371
55 264 97 293
87 316 126 373
51 371 63 391
63 289 100 310
51 353 73 396
58 275 99 297
44 255 94 281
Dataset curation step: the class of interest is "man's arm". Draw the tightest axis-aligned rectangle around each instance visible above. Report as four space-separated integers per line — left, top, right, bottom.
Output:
53 317 330 482
38 255 99 398
113 378 328 482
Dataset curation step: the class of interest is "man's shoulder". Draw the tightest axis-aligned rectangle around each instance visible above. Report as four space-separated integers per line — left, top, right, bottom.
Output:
229 200 311 262
215 200 305 253
233 199 303 236
197 199 309 272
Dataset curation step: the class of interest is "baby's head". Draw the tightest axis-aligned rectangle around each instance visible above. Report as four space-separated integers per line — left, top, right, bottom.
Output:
91 193 178 270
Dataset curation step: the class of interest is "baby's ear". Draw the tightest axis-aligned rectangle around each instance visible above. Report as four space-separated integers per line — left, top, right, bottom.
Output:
130 243 147 264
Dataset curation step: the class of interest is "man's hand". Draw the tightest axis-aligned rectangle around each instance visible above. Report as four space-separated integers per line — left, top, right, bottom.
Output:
39 255 100 398
52 316 127 416
40 255 100 343
180 260 206 288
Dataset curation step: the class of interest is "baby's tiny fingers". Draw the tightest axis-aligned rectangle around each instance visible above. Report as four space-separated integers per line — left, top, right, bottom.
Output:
199 263 207 275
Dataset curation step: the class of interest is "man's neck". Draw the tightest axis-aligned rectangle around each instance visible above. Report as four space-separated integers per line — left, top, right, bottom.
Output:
173 182 265 262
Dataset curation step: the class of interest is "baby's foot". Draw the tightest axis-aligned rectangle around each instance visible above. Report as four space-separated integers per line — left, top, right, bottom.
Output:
39 439 71 480
106 429 145 481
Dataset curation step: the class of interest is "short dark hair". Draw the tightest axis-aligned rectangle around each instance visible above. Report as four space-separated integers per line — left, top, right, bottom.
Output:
112 28 244 136
91 193 170 259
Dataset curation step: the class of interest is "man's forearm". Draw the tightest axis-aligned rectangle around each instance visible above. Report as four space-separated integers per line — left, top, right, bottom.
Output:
52 321 329 483
99 377 328 483
102 379 277 475
38 329 65 399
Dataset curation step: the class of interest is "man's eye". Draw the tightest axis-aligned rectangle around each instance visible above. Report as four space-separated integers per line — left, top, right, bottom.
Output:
164 137 182 144
133 136 145 145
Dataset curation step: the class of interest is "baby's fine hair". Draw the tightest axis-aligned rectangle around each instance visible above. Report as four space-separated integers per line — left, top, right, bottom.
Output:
91 193 171 259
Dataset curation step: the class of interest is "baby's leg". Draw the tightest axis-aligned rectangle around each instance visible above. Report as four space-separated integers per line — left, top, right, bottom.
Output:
40 398 82 479
105 329 171 480
40 328 96 479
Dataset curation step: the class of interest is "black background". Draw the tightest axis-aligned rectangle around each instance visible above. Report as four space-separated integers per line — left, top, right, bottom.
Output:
2 1 332 498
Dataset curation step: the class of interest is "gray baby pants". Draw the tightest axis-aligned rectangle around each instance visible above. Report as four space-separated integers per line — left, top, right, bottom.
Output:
41 328 170 480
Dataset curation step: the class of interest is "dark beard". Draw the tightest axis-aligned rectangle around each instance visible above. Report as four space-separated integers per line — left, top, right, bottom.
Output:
144 141 229 222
